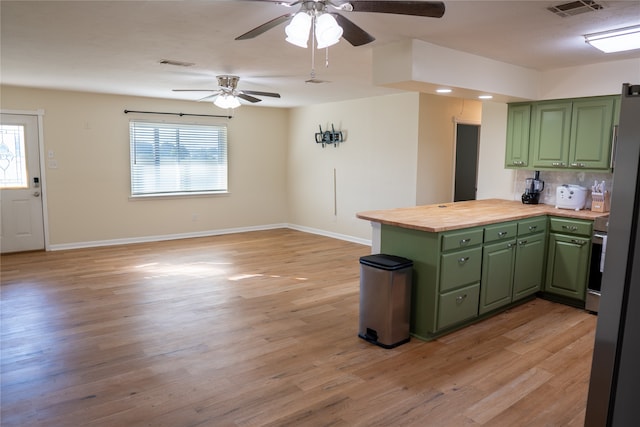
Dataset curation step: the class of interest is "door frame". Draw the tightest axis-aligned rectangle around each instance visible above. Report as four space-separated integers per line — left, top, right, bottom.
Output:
452 119 481 201
1 109 50 251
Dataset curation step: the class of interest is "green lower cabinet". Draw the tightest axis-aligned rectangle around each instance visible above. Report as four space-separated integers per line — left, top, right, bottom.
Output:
438 283 480 330
439 247 482 293
545 232 590 300
513 232 546 300
479 239 516 314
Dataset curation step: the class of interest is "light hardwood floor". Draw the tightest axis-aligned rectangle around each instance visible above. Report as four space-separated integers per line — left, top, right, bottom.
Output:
1 229 597 426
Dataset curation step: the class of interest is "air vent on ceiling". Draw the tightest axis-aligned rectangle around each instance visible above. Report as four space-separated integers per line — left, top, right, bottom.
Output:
159 59 195 67
548 0 603 17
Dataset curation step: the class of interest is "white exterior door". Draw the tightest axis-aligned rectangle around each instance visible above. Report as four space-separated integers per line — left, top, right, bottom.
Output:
0 113 45 253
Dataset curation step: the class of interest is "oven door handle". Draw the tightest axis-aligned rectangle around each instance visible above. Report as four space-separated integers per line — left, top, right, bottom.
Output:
593 233 607 240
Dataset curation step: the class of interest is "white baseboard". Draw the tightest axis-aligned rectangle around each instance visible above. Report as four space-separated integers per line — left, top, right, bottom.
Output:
48 223 371 251
286 224 371 247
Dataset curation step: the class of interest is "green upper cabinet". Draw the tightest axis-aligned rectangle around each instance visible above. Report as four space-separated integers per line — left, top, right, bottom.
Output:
505 104 531 168
569 97 615 169
506 95 619 171
530 101 573 168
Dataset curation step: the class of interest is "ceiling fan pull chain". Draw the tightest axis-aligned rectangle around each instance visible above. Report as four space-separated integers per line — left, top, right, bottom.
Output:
310 17 316 79
325 47 329 68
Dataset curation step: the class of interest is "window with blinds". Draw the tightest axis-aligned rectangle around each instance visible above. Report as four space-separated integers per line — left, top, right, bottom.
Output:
129 121 228 196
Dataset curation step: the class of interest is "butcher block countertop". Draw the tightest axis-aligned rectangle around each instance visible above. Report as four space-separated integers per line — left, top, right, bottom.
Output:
356 198 609 233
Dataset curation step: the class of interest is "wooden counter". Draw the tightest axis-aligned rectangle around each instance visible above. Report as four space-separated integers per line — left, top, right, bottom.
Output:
356 198 608 232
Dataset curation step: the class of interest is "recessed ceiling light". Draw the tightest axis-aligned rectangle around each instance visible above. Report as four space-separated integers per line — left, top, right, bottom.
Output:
436 88 452 93
478 95 493 99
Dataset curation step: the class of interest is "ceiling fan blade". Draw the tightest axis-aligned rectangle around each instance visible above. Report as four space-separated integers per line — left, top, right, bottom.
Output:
197 94 219 102
236 93 262 103
347 1 445 18
235 13 295 40
241 90 281 98
332 13 375 46
172 89 218 92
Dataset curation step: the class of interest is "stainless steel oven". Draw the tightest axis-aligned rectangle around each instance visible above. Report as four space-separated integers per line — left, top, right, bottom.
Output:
586 215 609 313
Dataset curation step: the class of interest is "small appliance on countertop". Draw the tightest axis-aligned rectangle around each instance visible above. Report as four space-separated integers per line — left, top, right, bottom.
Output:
556 184 587 210
521 170 544 204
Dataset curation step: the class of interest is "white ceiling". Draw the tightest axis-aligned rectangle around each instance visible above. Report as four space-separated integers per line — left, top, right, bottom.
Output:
1 0 639 108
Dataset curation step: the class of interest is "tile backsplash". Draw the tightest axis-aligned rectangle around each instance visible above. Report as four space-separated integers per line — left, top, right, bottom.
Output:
512 169 614 209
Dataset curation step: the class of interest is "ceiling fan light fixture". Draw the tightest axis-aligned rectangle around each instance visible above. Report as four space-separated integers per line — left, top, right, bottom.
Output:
214 94 241 109
285 12 312 48
315 13 343 49
584 25 640 53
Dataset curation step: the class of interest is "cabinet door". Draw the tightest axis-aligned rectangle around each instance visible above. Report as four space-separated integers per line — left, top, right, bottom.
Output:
531 102 572 168
480 240 516 315
545 233 590 300
437 283 480 330
505 104 531 168
440 247 482 292
513 232 546 300
569 98 615 170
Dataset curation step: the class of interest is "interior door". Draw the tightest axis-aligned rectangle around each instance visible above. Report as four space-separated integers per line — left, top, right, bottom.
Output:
454 123 480 202
0 113 45 253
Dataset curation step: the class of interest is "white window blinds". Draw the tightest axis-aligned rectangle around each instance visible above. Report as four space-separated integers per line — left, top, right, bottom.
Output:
129 121 228 196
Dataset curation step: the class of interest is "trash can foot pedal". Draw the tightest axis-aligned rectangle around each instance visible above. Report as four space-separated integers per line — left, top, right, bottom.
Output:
359 328 409 349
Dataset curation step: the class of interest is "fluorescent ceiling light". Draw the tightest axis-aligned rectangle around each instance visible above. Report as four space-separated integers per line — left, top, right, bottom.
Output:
584 25 640 53
478 95 493 100
436 88 452 93
214 94 241 109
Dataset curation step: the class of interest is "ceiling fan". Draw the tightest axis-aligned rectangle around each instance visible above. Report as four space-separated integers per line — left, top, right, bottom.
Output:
172 75 281 108
235 0 446 47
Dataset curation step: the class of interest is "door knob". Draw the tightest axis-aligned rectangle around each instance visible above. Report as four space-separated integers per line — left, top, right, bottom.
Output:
33 191 40 197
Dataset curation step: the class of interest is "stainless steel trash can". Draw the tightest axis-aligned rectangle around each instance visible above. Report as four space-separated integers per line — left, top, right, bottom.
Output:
358 254 413 348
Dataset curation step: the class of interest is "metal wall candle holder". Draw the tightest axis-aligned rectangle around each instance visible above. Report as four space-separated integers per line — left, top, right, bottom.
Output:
315 124 344 147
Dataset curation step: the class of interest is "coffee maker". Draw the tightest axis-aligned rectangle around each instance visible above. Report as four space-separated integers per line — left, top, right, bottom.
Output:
522 171 544 204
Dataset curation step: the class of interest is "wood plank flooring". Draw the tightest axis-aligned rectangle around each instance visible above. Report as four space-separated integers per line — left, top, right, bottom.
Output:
1 229 597 426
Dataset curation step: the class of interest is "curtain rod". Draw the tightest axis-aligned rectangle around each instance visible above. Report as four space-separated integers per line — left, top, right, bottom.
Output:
123 109 232 119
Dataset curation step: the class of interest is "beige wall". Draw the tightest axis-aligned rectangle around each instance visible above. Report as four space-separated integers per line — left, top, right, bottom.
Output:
1 86 289 247
476 101 516 201
287 93 420 241
416 94 482 205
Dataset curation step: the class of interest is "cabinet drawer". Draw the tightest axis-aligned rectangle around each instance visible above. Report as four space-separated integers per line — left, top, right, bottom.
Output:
518 217 547 236
441 229 483 252
440 247 482 292
484 222 517 243
438 283 480 330
549 217 592 236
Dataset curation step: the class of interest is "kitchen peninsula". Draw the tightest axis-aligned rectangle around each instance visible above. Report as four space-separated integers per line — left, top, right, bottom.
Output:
357 199 608 341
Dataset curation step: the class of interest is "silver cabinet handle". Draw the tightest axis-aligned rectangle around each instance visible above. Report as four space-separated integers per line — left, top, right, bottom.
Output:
498 231 508 237
551 162 566 167
518 240 528 246
507 242 516 249
562 225 579 231
570 162 586 168
458 257 470 264
456 294 467 304
528 225 537 231
459 238 471 246
511 161 525 166
571 239 587 246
